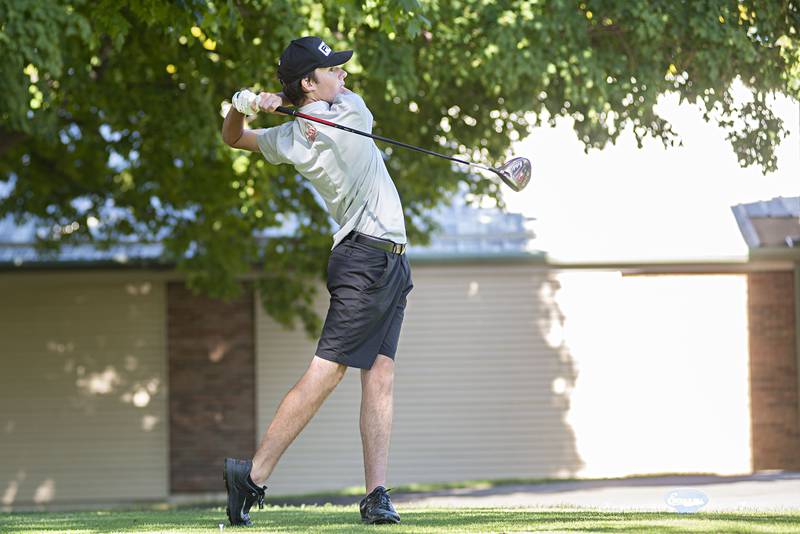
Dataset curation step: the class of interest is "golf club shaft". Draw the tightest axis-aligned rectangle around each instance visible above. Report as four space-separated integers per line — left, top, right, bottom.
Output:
275 106 495 174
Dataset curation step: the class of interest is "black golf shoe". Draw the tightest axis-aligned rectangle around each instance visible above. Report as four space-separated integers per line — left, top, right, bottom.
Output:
223 458 267 527
359 486 401 524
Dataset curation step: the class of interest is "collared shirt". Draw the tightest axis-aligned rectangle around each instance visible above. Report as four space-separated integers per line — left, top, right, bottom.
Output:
256 91 407 249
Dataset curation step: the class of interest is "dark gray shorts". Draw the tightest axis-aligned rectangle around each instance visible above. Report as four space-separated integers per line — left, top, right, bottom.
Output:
315 236 413 369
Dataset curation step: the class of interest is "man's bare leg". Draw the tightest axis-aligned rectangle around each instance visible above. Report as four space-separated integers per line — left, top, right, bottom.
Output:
360 354 395 493
250 355 347 484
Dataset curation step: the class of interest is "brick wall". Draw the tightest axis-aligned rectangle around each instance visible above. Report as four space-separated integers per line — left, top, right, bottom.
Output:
748 271 800 471
168 282 256 492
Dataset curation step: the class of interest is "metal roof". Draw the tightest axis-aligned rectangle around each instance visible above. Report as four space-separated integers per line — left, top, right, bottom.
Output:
731 196 800 248
0 200 540 268
735 196 800 218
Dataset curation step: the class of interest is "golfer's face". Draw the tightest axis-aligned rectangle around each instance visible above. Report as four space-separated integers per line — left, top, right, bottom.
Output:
314 66 347 102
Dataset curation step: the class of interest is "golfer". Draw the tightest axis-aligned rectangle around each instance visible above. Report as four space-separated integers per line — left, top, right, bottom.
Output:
220 36 413 526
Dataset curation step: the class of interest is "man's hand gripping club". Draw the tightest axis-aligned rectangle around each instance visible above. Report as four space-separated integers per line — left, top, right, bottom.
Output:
231 89 285 116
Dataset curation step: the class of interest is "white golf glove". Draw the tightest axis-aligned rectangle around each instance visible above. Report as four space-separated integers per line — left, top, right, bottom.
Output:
232 89 259 116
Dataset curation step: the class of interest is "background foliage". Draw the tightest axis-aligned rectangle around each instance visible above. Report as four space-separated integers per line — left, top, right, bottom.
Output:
1 0 798 335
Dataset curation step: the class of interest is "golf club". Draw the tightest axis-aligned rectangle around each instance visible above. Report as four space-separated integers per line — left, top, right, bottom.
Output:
274 106 532 192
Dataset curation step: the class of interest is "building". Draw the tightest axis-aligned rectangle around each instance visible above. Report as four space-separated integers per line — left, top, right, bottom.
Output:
1 198 797 509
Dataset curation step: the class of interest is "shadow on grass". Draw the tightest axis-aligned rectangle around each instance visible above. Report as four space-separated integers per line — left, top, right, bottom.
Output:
258 472 800 507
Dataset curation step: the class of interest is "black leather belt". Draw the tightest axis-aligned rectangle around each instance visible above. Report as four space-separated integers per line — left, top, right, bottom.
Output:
346 231 406 255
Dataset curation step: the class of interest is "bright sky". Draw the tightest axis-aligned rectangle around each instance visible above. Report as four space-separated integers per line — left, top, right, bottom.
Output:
504 82 800 262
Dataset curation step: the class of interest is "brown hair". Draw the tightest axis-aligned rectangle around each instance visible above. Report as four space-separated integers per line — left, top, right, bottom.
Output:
281 70 318 107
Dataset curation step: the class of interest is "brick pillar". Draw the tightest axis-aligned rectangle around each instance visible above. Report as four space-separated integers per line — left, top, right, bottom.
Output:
167 282 256 492
747 271 800 471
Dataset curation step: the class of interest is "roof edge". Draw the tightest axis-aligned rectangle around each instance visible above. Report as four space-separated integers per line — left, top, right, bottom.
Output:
731 204 761 247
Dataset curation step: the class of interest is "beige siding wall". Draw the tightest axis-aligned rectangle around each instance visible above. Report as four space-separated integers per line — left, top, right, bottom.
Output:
255 264 578 495
0 273 168 507
255 264 752 494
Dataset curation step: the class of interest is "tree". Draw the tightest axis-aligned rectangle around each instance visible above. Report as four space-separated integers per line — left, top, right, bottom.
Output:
1 0 798 335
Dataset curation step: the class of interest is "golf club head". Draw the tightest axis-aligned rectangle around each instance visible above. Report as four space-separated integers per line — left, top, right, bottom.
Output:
495 157 531 192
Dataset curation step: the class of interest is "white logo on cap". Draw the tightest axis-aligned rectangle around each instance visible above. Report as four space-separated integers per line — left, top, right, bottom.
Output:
318 41 331 56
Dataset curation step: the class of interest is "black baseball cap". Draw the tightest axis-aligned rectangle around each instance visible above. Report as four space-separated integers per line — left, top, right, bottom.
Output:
277 36 353 85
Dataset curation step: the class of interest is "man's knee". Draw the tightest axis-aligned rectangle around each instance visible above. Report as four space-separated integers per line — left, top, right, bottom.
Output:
310 355 347 390
374 355 394 376
365 355 394 394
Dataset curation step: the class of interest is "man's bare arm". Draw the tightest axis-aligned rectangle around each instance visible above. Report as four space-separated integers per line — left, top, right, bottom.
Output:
221 107 250 147
221 92 290 152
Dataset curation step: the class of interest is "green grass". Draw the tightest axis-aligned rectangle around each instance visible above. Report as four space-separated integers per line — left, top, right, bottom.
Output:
2 506 800 533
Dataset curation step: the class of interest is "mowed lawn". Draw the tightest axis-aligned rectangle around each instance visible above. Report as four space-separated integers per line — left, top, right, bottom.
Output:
3 506 800 533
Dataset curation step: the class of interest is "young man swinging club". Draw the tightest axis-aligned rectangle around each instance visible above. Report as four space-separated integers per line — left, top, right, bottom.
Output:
220 36 413 526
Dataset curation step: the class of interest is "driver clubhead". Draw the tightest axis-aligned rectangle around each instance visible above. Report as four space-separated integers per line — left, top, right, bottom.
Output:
495 157 531 192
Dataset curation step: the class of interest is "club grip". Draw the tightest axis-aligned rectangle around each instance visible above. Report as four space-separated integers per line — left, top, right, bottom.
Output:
275 106 295 116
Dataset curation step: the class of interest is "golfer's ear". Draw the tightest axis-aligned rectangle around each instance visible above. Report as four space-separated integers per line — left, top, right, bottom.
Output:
301 76 315 92
226 128 262 153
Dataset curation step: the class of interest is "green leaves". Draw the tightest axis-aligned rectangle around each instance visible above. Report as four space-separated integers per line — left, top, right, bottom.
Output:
1 0 798 337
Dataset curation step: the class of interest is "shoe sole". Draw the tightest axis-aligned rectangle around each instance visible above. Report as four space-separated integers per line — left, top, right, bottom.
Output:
224 459 250 527
223 459 234 525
